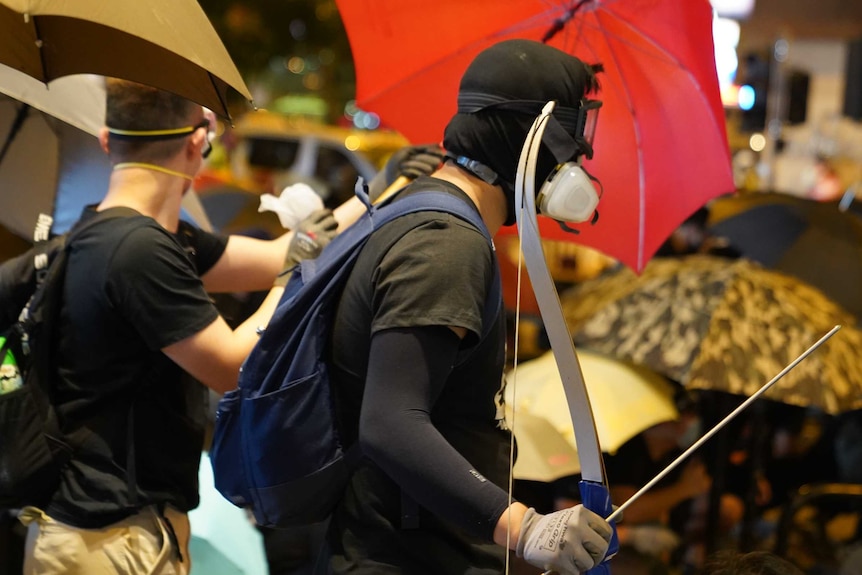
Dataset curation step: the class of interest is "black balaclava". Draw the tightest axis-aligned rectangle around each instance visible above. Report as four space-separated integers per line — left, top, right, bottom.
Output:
443 39 600 225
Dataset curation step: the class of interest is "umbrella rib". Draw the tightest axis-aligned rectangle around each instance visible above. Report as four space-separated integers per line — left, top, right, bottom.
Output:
576 3 730 168
0 103 31 165
361 8 569 104
207 72 233 124
561 4 726 269
568 13 647 269
31 16 49 82
565 5 681 67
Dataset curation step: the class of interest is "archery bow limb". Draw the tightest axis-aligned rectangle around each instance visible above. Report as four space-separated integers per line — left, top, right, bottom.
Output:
513 101 618 574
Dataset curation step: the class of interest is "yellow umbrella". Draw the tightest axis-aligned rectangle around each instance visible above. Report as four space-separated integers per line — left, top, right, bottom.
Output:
0 0 251 119
507 409 582 482
506 348 679 459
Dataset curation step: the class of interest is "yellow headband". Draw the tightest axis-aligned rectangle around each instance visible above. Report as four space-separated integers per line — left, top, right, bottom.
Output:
107 125 198 138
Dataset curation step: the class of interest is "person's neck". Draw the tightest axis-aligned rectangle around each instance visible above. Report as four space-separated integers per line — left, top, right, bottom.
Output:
430 162 507 235
99 162 189 232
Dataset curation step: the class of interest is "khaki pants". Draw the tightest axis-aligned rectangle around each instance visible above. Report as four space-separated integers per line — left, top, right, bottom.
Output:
19 505 191 575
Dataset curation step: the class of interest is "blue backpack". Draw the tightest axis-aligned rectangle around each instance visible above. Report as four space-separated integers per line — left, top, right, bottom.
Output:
210 186 501 528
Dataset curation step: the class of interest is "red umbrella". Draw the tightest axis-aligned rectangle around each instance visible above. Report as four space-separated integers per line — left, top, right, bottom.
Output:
335 0 734 271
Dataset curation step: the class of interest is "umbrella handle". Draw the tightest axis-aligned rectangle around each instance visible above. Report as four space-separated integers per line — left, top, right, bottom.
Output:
606 324 841 523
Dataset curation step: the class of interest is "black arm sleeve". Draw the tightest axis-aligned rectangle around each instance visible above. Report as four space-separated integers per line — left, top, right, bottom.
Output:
359 325 511 541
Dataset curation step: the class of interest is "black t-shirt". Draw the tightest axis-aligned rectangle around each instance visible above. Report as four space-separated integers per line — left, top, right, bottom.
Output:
46 208 227 528
328 180 511 574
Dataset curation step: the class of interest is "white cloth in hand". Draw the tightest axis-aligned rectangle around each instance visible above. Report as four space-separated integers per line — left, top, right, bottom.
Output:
259 182 324 229
516 506 612 575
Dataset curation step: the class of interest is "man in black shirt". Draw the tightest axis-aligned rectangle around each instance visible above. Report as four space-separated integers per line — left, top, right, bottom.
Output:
13 79 343 575
326 39 613 575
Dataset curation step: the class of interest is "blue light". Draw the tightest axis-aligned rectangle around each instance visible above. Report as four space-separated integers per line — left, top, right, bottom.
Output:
738 84 756 110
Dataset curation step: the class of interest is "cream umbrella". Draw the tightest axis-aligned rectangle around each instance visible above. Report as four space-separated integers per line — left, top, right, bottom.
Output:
0 0 251 119
505 348 679 467
0 65 212 240
508 409 582 482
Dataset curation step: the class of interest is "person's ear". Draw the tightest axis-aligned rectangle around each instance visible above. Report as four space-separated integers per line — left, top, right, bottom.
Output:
188 127 206 159
98 127 110 155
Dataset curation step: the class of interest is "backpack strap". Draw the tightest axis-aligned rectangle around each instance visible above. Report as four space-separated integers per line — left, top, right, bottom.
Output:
27 207 142 294
31 207 143 506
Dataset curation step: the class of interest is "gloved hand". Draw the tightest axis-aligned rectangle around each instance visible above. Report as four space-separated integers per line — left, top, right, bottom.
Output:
277 208 338 285
625 524 681 556
367 144 446 202
396 144 446 179
516 506 613 575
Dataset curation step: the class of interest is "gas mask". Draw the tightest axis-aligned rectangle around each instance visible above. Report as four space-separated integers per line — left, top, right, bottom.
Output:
537 160 600 226
521 99 603 231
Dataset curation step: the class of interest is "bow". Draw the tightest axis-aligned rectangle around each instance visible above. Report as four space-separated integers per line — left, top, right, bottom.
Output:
512 101 618 574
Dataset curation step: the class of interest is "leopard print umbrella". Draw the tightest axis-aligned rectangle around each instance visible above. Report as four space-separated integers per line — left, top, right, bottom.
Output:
561 255 862 414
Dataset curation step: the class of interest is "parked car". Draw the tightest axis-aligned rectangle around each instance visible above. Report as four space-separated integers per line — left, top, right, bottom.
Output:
197 110 409 214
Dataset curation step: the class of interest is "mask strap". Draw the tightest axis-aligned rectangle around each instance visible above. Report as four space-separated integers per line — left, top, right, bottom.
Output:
445 153 500 185
556 210 599 234
113 162 194 181
457 93 592 160
542 118 581 163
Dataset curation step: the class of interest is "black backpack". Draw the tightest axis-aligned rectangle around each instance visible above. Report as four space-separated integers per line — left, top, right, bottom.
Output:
0 208 136 509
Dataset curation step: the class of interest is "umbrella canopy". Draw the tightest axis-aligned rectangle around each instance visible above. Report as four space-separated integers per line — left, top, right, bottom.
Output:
508 409 583 482
0 93 105 239
506 348 679 457
0 66 212 240
0 0 251 119
561 255 862 414
707 192 862 322
334 0 734 271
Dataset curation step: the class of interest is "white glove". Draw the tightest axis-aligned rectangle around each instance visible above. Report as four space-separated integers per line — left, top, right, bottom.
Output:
516 506 613 574
626 524 681 555
259 182 324 229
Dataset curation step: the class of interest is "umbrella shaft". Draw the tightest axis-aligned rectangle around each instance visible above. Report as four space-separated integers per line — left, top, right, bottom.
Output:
606 324 841 523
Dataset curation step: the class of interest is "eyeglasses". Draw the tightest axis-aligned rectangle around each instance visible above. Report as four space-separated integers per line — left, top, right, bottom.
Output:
192 118 214 159
107 116 216 160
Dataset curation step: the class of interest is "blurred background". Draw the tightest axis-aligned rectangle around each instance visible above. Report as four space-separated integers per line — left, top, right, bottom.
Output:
4 2 862 574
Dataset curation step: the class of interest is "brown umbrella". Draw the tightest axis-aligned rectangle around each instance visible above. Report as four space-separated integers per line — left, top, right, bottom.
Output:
561 255 862 414
0 0 251 119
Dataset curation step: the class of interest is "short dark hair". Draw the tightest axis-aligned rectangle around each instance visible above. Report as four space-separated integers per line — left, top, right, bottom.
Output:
702 551 804 575
105 78 200 163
